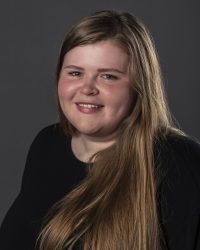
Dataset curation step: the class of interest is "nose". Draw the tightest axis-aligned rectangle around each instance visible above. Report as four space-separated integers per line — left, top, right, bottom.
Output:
80 76 99 96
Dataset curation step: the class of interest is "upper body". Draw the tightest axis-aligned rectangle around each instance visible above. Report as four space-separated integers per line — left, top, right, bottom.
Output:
0 124 200 250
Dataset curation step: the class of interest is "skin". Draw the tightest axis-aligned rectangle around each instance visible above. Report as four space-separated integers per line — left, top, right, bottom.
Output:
58 40 135 162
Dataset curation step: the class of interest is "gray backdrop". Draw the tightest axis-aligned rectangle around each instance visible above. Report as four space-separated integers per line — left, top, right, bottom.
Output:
0 0 199 225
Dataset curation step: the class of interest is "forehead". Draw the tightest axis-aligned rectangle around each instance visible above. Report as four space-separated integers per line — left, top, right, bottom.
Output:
62 40 129 70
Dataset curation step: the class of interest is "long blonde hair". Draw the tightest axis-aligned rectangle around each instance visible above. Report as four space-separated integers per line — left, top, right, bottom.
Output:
39 10 182 250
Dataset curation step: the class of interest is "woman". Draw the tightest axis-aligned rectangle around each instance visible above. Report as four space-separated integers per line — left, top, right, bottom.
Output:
0 10 200 250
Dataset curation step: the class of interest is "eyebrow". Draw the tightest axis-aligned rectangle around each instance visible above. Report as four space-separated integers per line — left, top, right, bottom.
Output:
63 65 126 74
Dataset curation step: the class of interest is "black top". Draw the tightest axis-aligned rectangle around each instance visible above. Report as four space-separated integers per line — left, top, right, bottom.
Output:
0 124 200 250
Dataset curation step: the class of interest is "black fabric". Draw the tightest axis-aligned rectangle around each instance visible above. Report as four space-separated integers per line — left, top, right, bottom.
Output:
0 124 200 250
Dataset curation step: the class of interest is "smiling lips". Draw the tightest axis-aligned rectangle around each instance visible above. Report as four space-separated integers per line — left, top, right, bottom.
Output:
76 102 104 114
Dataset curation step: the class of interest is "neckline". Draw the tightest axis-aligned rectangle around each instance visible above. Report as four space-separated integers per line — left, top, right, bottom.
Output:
65 134 90 165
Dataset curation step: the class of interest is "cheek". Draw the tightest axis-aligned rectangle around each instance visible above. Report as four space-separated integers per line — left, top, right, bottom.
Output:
57 79 74 100
107 86 134 111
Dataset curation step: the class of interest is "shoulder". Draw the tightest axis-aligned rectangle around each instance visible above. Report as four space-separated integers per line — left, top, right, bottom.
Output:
155 132 200 158
156 132 200 202
155 132 200 196
28 123 69 152
164 133 200 159
23 123 70 172
32 123 66 142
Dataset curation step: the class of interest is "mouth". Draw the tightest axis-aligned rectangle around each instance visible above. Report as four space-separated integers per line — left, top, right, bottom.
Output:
76 103 103 109
75 102 104 114
76 102 104 109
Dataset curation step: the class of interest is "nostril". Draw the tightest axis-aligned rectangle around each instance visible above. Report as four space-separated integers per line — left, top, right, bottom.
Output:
81 87 99 95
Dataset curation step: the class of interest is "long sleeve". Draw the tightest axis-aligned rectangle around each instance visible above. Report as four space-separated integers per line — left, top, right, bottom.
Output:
0 124 86 250
0 127 51 250
157 135 200 250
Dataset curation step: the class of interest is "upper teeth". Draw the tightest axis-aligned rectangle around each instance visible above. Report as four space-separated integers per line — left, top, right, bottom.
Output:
78 103 100 108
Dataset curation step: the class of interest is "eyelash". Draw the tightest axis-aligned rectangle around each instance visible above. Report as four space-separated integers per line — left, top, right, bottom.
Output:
67 71 118 81
68 71 82 77
102 74 118 80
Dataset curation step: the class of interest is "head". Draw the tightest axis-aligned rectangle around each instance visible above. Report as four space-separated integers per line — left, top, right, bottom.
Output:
56 10 169 137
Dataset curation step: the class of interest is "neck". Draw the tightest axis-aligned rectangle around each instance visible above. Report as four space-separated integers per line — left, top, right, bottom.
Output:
71 133 116 163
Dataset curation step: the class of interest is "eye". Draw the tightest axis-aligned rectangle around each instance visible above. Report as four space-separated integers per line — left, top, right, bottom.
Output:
102 74 118 80
69 71 82 77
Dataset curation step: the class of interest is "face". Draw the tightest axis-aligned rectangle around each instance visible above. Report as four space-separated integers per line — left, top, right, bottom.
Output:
58 40 135 139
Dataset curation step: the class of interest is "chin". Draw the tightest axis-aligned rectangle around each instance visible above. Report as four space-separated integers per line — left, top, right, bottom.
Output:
73 126 100 136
